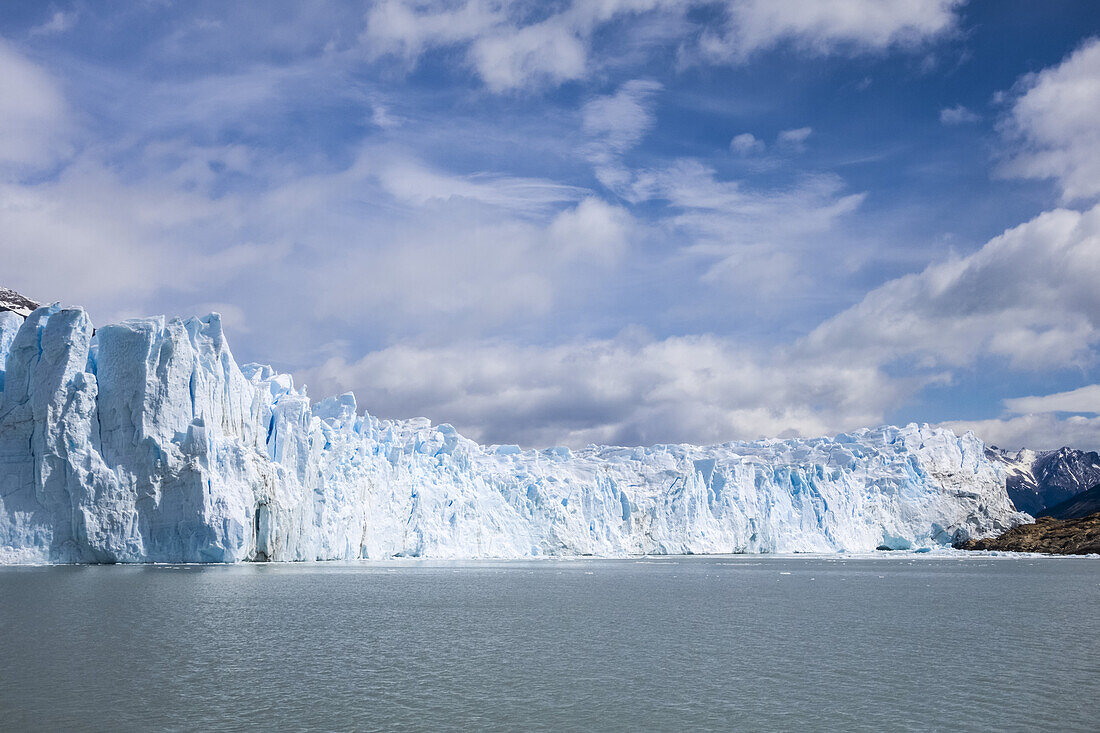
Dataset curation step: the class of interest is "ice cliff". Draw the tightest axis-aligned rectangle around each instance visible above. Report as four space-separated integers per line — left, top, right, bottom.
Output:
0 305 1027 563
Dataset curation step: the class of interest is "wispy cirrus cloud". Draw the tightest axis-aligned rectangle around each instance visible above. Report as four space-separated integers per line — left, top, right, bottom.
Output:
0 39 72 170
940 104 980 124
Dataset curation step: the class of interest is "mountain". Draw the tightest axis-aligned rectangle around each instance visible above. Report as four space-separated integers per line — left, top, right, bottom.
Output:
0 301 1028 564
0 287 41 318
986 447 1100 515
1038 484 1100 520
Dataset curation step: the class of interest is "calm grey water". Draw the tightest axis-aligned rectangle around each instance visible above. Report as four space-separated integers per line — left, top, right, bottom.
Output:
1 556 1098 732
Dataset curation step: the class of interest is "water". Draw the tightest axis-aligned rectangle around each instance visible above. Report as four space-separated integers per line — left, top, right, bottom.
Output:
1 556 1097 732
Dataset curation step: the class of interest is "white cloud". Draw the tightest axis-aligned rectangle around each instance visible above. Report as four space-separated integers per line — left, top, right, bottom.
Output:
470 18 588 92
585 78 660 192
292 200 1100 450
0 159 264 320
29 10 78 36
239 149 621 335
945 384 1100 451
363 0 677 91
730 132 764 155
612 160 866 299
371 152 583 212
371 103 401 128
582 79 662 153
582 79 662 188
362 1 964 89
0 40 71 170
361 0 503 62
777 126 812 150
633 159 863 246
944 414 1100 452
940 104 980 124
701 0 962 62
804 203 1100 370
297 332 908 447
1000 36 1100 201
1004 384 1100 416
7 0 1097 456
198 302 251 333
548 197 632 265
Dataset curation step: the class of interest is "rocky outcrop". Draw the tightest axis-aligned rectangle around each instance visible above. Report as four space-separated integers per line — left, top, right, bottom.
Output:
960 513 1100 555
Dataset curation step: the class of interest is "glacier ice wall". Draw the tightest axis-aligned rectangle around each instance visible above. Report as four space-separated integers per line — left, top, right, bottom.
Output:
0 305 1027 563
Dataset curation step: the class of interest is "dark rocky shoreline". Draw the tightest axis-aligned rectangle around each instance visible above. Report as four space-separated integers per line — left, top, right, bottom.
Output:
959 513 1100 555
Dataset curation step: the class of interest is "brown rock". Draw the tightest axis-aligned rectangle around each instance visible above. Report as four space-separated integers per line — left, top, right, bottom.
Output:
960 512 1100 555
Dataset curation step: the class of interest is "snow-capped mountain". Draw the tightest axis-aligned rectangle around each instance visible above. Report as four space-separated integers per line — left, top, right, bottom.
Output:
1037 484 1100 521
0 287 40 318
986 447 1100 515
0 300 1029 564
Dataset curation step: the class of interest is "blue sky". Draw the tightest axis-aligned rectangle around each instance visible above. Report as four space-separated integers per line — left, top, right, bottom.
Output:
2 0 1100 449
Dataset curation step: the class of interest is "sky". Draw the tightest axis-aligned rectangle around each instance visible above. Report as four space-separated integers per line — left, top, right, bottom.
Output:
2 0 1100 450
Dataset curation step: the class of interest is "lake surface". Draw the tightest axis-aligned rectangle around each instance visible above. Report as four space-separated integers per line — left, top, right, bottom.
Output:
1 556 1098 732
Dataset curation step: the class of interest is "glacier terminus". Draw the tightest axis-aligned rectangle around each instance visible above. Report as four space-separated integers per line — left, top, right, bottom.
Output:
0 304 1028 564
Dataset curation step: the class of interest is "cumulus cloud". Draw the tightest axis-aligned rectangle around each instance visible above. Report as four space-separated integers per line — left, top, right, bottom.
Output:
548 197 633 265
303 201 1100 449
940 104 980 124
296 332 909 447
701 0 962 62
5 0 1097 455
943 384 1100 451
944 414 1100 452
469 17 588 92
999 36 1100 201
803 204 1100 371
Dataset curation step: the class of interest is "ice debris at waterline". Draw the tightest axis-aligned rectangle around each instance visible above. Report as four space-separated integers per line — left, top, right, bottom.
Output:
0 305 1028 564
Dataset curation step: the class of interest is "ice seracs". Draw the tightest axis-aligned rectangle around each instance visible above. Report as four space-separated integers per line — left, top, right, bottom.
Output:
0 303 1029 563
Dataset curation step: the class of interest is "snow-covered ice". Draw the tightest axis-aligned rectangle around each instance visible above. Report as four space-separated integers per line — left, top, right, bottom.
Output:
0 305 1029 563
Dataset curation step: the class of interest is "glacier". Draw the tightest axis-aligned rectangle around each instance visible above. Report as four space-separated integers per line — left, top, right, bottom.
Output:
0 304 1028 564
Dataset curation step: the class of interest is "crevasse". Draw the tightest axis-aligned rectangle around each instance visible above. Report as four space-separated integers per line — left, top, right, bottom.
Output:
0 306 1027 564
